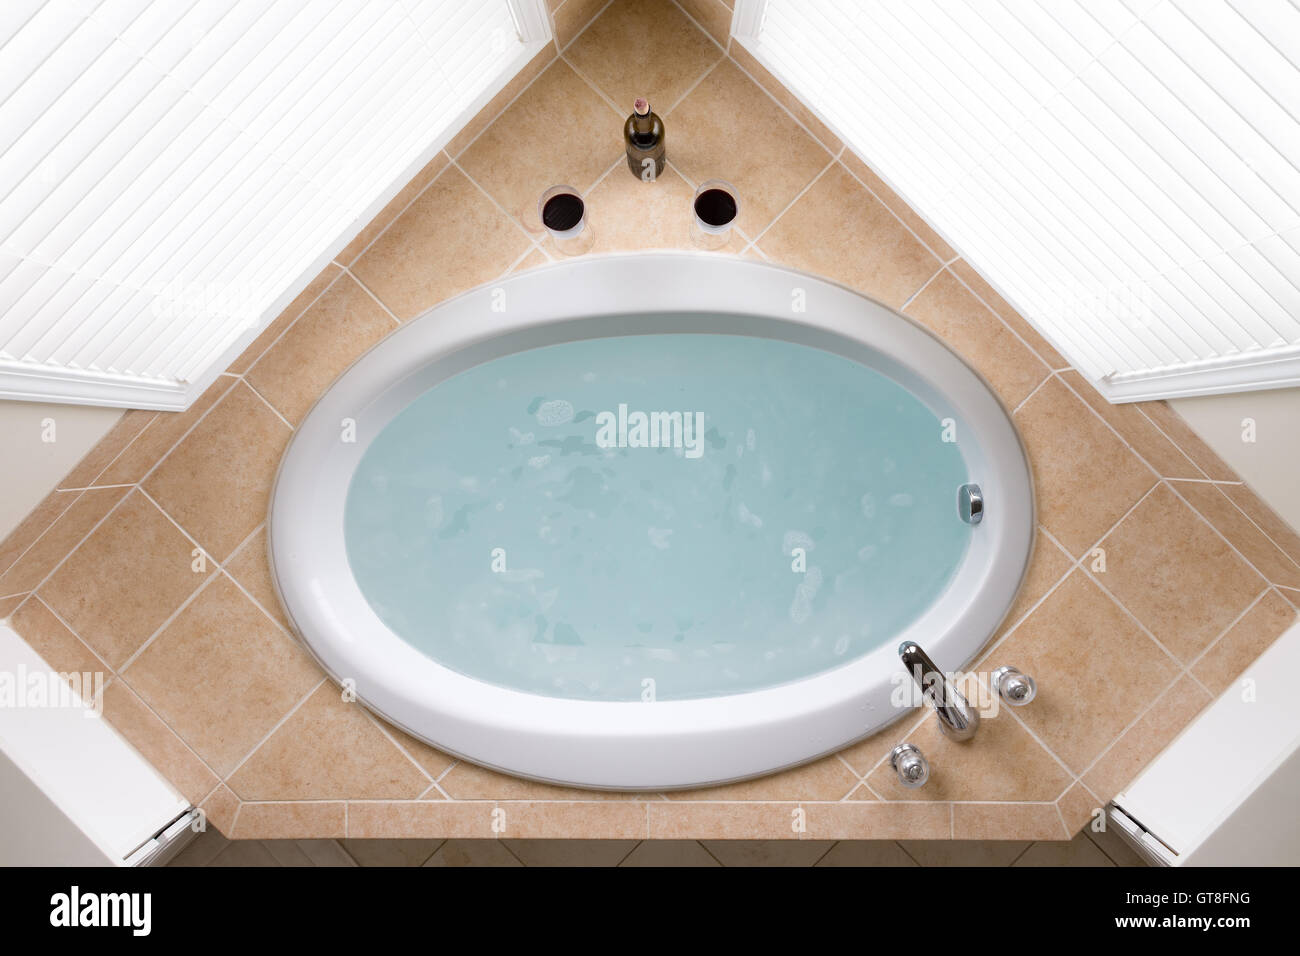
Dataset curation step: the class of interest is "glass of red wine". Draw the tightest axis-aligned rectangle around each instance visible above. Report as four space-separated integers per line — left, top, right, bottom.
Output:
691 179 739 250
538 185 593 256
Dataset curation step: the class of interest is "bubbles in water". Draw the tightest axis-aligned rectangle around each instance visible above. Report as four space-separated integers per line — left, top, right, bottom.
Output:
746 428 756 450
834 634 850 656
528 454 551 469
889 492 913 507
857 544 877 562
647 527 673 550
509 427 535 445
535 399 574 426
737 503 763 528
789 565 823 624
860 493 876 518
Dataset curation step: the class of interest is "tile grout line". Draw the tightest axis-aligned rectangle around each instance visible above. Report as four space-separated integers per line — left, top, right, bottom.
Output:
242 376 296 431
336 268 402 327
221 676 330 784
723 47 843 159
1164 478 1300 582
740 153 839 254
1159 477 1297 599
836 157 963 272
56 412 160 494
330 154 457 271
448 155 554 257
0 487 91 597
1051 371 1207 487
669 0 730 60
898 260 948 312
943 265 1081 392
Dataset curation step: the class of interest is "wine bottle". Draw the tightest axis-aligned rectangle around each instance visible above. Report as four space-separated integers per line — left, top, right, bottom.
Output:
624 97 666 181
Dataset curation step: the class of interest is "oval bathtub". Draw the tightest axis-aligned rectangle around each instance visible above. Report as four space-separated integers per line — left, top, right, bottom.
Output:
269 254 1034 789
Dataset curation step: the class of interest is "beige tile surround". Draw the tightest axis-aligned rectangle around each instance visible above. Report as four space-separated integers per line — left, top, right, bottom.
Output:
3 0 1298 844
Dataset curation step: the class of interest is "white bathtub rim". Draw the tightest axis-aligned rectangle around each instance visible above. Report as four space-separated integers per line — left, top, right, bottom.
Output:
268 252 1035 790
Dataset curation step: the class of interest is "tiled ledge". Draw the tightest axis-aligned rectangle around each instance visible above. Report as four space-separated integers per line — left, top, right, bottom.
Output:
3 0 1299 843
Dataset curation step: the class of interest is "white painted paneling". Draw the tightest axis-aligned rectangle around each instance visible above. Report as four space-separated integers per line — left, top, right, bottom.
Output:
735 0 1300 400
0 1 541 409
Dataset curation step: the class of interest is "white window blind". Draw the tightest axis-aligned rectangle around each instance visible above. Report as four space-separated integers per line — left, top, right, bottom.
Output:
738 0 1300 401
0 0 542 409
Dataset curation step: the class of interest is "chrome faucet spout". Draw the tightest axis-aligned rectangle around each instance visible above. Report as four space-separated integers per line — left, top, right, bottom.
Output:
899 641 980 741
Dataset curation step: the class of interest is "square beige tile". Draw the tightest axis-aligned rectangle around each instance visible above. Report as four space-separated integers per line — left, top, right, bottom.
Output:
1192 590 1296 695
227 683 431 801
458 60 620 228
1171 480 1300 590
40 490 201 669
567 0 722 112
346 802 495 839
759 164 941 307
552 0 608 49
980 571 1178 773
904 268 1050 408
9 597 107 678
1057 783 1104 836
1100 484 1264 662
575 161 743 253
672 59 831 237
0 487 126 596
143 382 291 562
1082 676 1211 800
677 0 733 49
1058 371 1203 479
123 575 323 775
1013 376 1157 556
246 273 394 422
93 376 237 486
350 166 533 320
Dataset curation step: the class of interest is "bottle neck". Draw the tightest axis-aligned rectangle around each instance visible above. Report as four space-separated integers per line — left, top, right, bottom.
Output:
631 110 654 136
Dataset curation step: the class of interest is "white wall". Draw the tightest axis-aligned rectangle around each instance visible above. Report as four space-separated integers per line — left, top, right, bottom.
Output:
0 401 121 541
1171 388 1300 531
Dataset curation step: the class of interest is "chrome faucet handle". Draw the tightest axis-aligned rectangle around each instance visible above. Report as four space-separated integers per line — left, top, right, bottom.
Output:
991 665 1037 706
890 743 929 789
899 641 980 741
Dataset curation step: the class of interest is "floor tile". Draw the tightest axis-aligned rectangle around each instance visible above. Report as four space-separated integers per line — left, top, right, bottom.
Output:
142 382 291 562
758 163 940 307
700 840 834 867
981 570 1178 773
123 575 323 776
567 0 722 111
40 490 198 669
898 839 1029 867
459 60 620 228
350 166 532 320
904 267 1050 408
227 683 431 801
1100 484 1264 662
672 59 831 237
619 840 721 866
1193 590 1297 695
246 273 394 422
1013 376 1157 556
1013 831 1114 867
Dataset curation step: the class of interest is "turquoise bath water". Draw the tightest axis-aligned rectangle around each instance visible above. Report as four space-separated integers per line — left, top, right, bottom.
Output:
344 332 971 702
